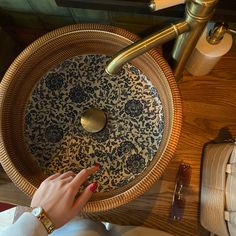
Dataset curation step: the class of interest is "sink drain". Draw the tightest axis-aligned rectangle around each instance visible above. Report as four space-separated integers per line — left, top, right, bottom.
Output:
81 108 107 133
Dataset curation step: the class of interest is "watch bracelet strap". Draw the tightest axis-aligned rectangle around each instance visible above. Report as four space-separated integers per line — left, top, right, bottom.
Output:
31 207 55 234
38 213 55 234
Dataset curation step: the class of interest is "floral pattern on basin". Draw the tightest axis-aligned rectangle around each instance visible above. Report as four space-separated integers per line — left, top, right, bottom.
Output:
24 54 164 192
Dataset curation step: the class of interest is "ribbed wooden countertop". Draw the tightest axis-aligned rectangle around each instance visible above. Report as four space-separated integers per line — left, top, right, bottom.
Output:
1 52 236 236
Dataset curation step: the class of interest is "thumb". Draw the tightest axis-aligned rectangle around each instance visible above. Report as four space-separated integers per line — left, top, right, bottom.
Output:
73 182 98 212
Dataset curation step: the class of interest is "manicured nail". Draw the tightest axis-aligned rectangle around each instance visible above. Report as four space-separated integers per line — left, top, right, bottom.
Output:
94 163 100 168
89 182 98 192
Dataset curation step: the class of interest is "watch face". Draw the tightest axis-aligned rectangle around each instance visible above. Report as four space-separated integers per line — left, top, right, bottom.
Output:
32 207 43 217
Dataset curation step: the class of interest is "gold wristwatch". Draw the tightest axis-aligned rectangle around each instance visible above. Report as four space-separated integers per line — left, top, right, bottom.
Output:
31 206 55 234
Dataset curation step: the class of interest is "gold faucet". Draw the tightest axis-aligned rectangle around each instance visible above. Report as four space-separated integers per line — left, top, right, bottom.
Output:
105 0 219 81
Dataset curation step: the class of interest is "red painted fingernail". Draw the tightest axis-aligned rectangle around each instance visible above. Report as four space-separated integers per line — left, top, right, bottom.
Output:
89 182 98 192
94 163 100 168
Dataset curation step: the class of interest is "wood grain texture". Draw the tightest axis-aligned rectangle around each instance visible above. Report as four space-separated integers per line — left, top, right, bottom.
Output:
0 52 236 236
85 52 236 236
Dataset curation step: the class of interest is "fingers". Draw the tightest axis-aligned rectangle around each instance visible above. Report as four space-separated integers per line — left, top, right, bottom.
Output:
72 182 98 211
63 176 75 184
70 166 99 189
59 171 76 180
45 171 75 183
45 173 60 181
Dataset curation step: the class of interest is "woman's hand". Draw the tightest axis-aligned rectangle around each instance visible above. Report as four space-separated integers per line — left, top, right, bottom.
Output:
31 166 99 228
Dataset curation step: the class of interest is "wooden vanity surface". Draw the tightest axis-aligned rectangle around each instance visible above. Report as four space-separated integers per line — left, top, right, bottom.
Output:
1 52 236 236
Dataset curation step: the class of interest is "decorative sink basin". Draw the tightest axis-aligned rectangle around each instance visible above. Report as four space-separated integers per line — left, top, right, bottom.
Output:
0 24 182 212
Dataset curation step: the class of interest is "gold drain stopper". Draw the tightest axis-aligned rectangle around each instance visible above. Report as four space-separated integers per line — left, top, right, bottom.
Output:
80 108 107 133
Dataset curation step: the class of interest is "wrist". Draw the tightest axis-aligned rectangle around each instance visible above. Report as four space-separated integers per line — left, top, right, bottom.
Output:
31 206 55 234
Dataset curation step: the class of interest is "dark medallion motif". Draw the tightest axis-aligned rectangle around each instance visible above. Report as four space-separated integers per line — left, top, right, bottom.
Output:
126 154 146 175
45 125 64 143
45 72 64 91
124 99 143 117
69 86 88 103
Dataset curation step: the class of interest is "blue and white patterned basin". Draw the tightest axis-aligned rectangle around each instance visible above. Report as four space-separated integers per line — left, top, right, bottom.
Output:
24 54 164 192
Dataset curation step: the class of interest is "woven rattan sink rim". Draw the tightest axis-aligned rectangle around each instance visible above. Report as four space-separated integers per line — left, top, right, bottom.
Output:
0 24 182 212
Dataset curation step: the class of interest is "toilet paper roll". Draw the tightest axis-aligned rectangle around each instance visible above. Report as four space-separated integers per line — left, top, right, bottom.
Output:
186 24 233 76
150 0 185 11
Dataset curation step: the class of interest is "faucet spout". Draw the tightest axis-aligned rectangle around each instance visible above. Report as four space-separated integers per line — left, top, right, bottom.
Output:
105 20 189 75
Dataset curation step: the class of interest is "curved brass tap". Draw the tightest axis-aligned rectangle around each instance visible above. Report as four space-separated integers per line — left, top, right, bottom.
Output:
105 21 189 75
106 0 219 81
